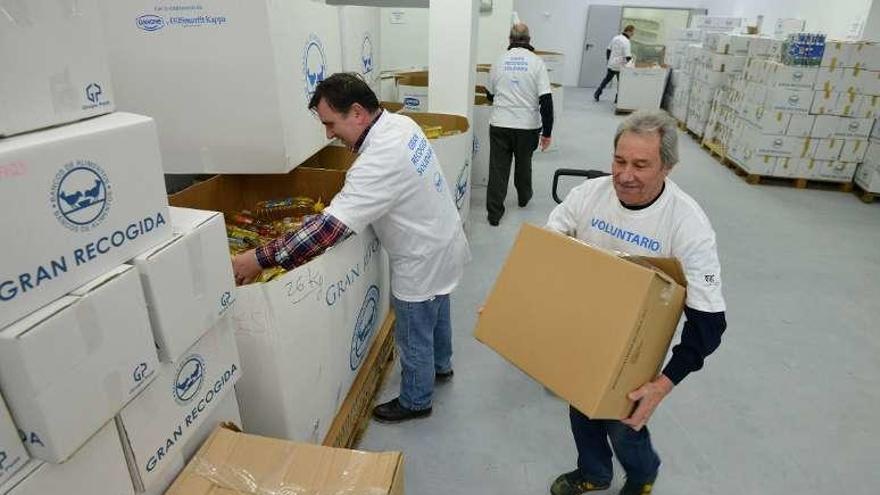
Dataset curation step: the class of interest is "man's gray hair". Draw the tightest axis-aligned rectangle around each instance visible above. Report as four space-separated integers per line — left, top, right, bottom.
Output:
613 110 679 168
509 23 530 43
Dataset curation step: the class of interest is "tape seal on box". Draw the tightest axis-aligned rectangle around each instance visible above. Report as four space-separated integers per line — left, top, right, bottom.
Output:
75 300 103 353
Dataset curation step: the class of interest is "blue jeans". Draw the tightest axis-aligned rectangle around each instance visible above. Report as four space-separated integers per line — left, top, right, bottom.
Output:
569 406 660 485
392 294 452 411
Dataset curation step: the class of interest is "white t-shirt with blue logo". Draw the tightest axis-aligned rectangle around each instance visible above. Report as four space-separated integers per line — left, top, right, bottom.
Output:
546 176 726 313
325 112 471 302
487 48 552 130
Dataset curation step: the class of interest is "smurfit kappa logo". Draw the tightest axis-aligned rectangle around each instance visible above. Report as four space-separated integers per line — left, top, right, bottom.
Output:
50 160 112 232
361 34 374 75
136 14 165 32
302 34 327 102
85 83 102 104
173 354 206 405
455 160 470 210
350 285 380 370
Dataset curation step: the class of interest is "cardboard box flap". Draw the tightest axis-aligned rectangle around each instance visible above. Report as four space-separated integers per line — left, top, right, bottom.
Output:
167 426 403 495
169 207 222 233
138 233 185 261
1 296 78 339
401 112 470 134
69 265 134 297
623 256 687 288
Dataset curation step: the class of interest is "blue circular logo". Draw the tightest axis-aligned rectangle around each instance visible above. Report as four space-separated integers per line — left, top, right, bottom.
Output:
302 34 327 102
136 14 165 32
350 285 380 370
50 160 112 232
455 160 470 210
173 355 206 405
361 34 374 75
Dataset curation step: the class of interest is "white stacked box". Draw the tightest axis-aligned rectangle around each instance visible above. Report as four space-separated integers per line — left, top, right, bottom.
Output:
0 265 158 464
115 316 241 493
0 0 114 137
339 6 381 94
0 394 27 487
0 422 134 495
691 16 744 32
99 0 344 173
0 113 172 330
132 207 236 363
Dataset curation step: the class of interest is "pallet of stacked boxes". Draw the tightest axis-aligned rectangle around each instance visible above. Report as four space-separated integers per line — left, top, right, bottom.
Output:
854 124 880 201
701 33 752 154
665 28 704 123
725 36 880 188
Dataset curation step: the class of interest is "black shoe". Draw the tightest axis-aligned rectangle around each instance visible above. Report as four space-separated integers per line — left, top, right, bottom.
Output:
372 398 431 423
518 197 531 208
488 217 500 226
618 480 654 495
550 470 610 495
435 369 454 383
593 92 600 102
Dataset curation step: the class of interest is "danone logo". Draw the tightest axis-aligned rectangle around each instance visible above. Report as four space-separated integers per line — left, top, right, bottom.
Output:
50 160 112 232
302 34 327 102
455 160 470 210
136 14 165 32
403 97 420 108
433 171 444 193
350 285 380 370
173 354 206 405
361 34 374 75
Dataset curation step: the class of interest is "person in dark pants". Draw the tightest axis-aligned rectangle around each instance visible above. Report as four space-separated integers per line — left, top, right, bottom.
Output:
485 22 554 226
594 25 635 103
545 111 727 495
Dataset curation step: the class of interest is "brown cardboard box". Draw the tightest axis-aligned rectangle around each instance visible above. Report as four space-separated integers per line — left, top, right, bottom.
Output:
166 425 404 495
474 224 686 420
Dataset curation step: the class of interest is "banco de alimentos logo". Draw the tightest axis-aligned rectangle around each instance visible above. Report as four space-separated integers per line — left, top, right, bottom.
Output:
361 34 374 75
173 354 206 405
302 34 327 102
350 285 380 370
50 160 112 232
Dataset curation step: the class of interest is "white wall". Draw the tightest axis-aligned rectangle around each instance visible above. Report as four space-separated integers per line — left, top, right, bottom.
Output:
702 0 872 40
477 0 515 64
380 8 430 71
380 1 513 72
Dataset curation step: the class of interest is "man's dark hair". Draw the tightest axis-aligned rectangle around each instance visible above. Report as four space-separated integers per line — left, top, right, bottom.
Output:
307 72 380 114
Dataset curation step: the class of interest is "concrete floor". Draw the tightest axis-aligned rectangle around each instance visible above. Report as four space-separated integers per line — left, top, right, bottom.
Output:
360 87 880 494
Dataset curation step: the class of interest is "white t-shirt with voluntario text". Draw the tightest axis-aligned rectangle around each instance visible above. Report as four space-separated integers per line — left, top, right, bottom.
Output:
325 112 471 302
487 47 552 130
545 176 726 313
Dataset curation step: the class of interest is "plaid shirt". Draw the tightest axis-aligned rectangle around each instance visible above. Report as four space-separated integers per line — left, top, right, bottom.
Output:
255 214 353 270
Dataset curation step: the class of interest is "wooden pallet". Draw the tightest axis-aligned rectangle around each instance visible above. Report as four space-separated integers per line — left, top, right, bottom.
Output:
677 121 687 132
701 140 726 162
614 107 635 115
322 311 396 449
726 159 854 192
853 182 878 203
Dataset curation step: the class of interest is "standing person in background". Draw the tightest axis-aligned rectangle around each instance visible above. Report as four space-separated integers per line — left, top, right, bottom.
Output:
594 25 635 103
484 22 554 227
232 73 470 423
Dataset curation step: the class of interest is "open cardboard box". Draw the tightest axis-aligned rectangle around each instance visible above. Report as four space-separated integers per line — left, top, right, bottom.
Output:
475 224 686 419
169 145 391 446
165 424 403 495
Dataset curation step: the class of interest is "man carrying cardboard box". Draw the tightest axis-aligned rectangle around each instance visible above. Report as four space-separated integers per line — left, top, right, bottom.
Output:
546 111 727 495
232 73 470 423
